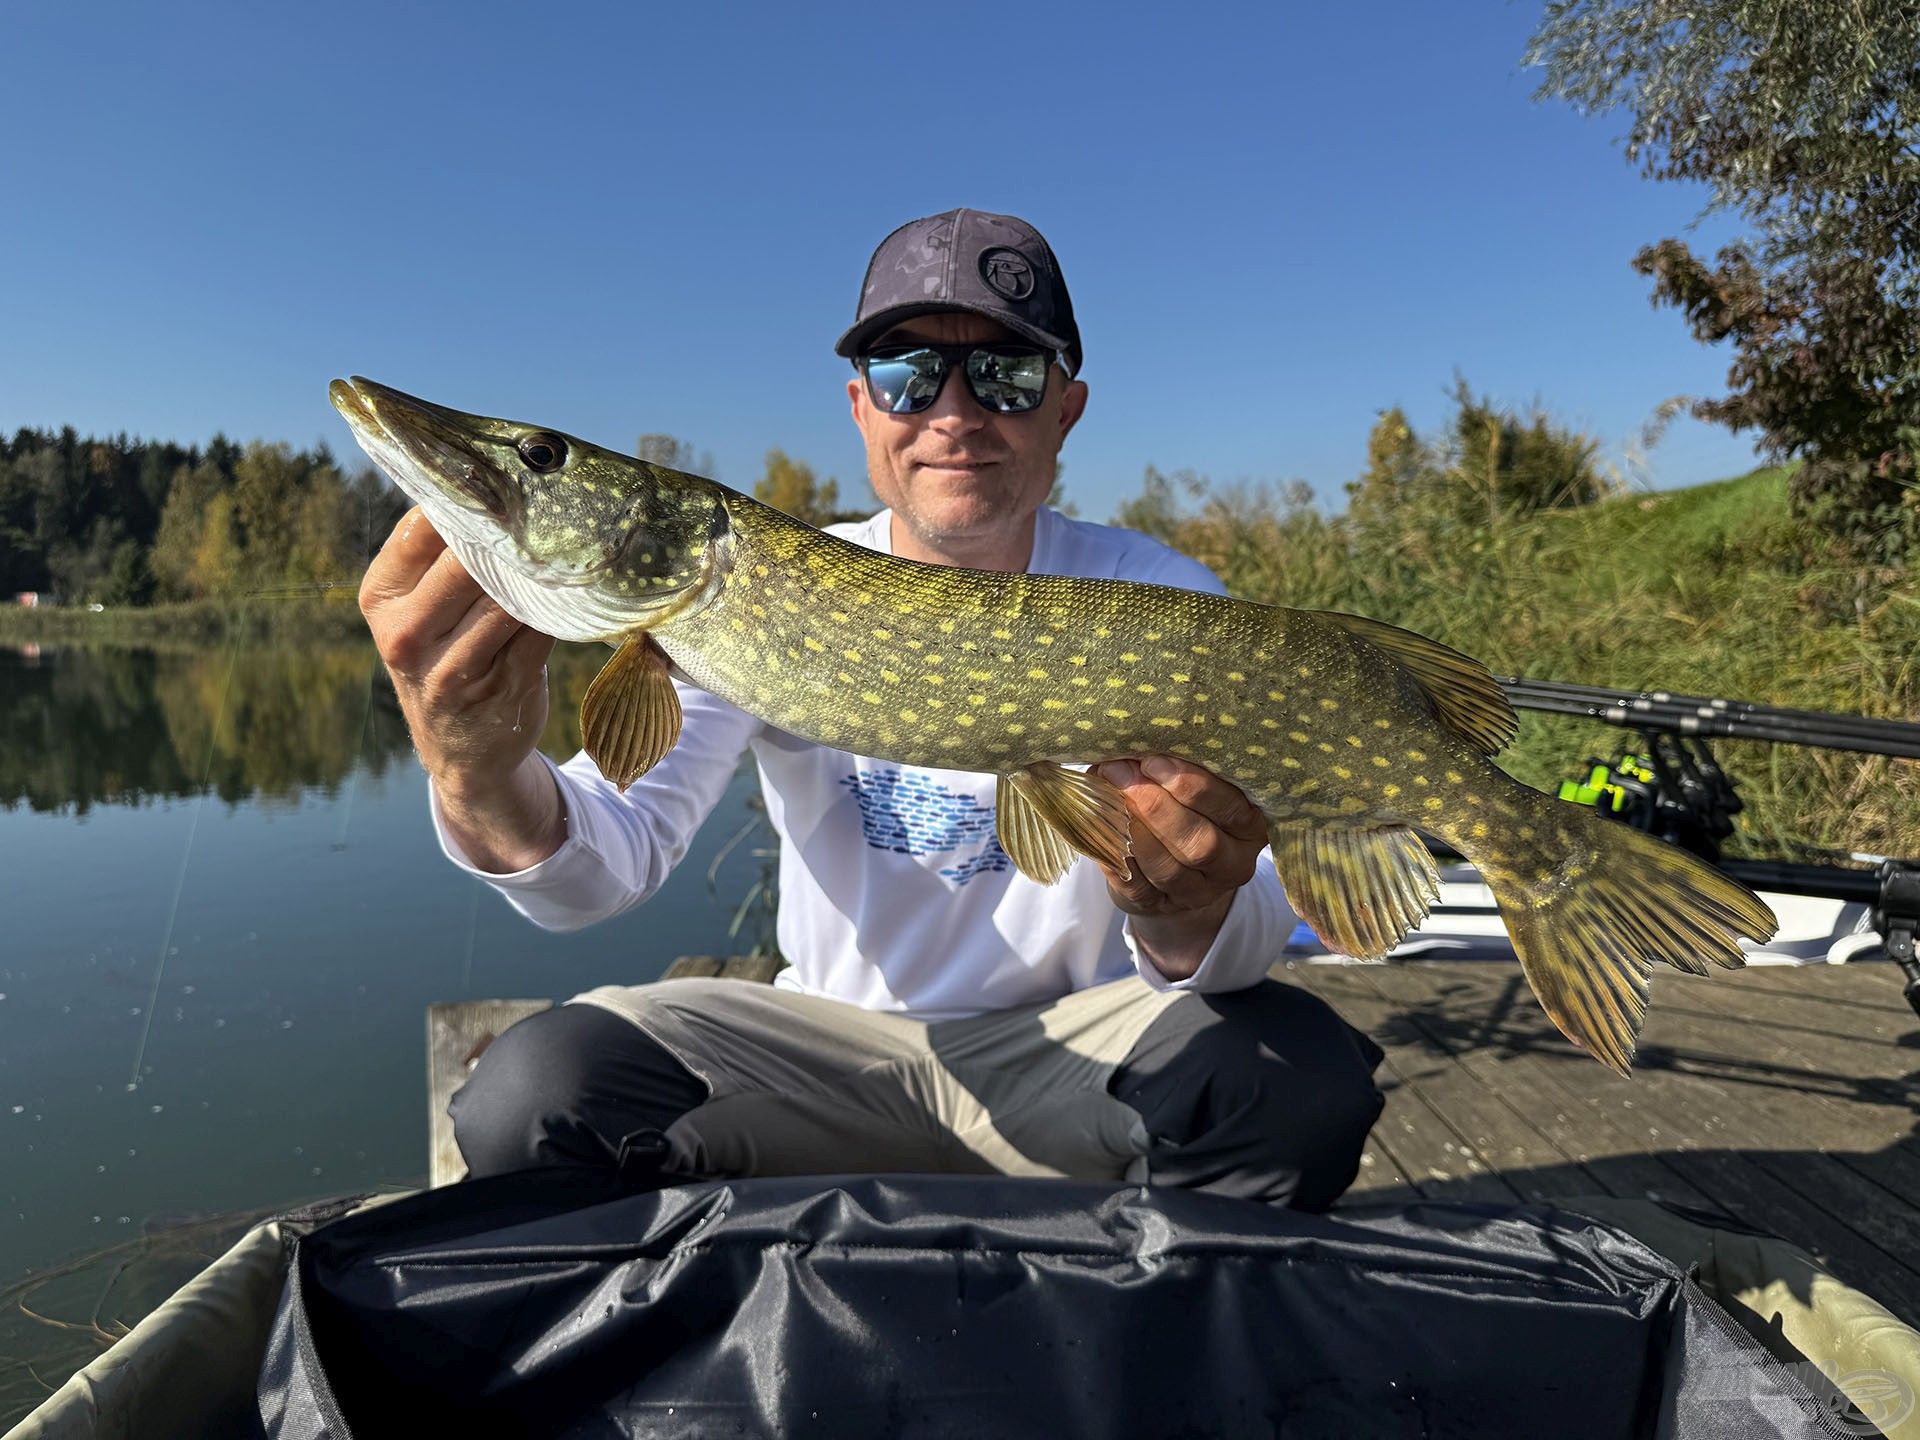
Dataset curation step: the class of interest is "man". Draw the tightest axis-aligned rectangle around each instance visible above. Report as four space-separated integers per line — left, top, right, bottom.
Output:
359 209 1386 1208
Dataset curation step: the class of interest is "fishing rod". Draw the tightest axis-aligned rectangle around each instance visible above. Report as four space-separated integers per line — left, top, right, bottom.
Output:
1498 677 1920 758
1495 675 1920 1015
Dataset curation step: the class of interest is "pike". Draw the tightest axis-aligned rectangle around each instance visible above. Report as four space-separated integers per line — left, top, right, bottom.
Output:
332 377 1777 1074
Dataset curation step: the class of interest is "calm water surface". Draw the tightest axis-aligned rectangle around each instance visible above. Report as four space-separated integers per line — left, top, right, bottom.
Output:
0 642 765 1287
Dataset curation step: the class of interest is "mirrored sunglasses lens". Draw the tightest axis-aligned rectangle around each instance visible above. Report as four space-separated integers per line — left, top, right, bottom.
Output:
864 352 944 413
966 348 1050 412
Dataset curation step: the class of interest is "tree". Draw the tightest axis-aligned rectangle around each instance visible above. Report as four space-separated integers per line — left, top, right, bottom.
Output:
754 449 840 525
1528 0 1920 558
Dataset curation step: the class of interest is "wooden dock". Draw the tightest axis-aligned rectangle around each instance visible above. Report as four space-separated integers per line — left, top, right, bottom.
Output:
426 958 1920 1328
1289 960 1920 1327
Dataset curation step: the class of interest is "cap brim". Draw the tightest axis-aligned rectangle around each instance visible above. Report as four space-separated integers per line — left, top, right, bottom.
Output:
836 303 1077 374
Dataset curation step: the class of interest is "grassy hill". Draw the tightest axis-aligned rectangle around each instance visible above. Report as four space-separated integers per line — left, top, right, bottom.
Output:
1186 465 1917 862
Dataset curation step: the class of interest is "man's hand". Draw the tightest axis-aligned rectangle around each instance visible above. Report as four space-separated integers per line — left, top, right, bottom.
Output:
1087 755 1270 981
360 507 565 872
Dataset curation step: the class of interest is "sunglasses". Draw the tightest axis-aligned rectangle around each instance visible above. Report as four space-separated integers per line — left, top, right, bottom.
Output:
856 343 1061 416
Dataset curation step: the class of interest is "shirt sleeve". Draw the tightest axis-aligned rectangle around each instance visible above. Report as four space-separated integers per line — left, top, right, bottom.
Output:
1122 858 1302 994
429 678 762 933
1109 531 1305 992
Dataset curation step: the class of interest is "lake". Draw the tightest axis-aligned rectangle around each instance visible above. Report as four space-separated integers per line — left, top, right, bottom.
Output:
0 640 767 1292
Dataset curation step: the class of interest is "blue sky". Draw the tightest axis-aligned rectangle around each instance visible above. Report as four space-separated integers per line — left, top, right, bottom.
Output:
0 2 1759 521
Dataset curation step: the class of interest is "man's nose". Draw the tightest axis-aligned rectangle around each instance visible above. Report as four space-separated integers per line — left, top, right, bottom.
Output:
921 363 988 433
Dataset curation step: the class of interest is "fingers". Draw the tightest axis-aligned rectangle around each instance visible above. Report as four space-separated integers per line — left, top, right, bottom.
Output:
1095 758 1264 879
360 507 445 608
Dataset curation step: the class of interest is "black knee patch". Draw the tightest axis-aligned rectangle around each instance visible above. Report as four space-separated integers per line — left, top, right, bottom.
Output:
1110 981 1386 1208
449 1003 707 1179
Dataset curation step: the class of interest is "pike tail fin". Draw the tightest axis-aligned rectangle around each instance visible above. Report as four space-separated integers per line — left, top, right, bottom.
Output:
1474 804 1776 1075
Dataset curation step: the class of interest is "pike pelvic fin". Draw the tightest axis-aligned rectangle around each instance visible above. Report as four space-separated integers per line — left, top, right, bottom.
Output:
996 763 1133 885
1267 822 1440 960
581 633 682 792
1472 802 1776 1075
1323 612 1519 756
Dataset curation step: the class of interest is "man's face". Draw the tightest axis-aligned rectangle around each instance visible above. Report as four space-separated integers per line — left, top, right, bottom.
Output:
846 311 1088 561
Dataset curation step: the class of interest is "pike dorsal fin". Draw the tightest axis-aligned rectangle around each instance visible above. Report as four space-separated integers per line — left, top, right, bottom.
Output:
1267 821 1440 960
996 763 1133 885
1322 612 1518 756
581 633 682 792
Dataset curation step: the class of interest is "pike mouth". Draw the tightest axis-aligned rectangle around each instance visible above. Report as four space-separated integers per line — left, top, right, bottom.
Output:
328 377 520 525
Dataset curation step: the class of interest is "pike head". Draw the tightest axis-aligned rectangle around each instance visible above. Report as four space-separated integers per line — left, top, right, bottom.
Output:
329 377 730 642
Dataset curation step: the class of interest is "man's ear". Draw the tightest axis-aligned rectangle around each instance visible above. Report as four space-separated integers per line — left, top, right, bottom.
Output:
1057 377 1089 444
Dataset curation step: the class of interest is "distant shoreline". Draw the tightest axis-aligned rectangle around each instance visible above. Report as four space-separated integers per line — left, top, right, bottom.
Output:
0 596 372 645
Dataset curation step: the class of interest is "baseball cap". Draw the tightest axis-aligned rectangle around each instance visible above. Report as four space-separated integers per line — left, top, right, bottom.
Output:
835 209 1083 377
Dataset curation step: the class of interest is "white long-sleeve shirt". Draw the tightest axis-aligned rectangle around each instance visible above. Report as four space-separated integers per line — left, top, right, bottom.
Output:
431 506 1301 1019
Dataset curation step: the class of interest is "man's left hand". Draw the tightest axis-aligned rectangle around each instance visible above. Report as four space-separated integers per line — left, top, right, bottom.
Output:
1088 755 1270 979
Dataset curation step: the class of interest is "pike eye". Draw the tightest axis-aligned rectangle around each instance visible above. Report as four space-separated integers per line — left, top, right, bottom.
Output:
518 433 566 473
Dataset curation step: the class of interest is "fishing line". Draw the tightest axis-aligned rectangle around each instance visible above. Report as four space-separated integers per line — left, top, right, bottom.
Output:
460 878 481 996
130 633 240 1090
330 656 381 852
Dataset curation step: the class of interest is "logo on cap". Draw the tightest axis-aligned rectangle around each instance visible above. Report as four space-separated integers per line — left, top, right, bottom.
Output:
979 248 1035 302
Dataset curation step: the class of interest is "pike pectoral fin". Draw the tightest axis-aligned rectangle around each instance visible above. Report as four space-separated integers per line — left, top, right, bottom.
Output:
581 633 682 792
996 763 1133 886
1267 822 1440 960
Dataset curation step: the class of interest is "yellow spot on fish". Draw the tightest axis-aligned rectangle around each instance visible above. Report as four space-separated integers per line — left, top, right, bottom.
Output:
998 702 1019 715
1471 821 1488 838
1227 671 1245 683
1288 731 1309 743
938 619 954 633
1095 627 1111 638
1106 708 1132 720
1405 749 1427 762
831 612 850 624
1245 744 1268 757
1267 690 1287 702
1028 668 1049 680
968 669 994 682
1317 742 1335 753
1320 698 1340 711
837 670 854 684
802 637 824 652
1413 776 1429 786
1192 644 1212 655
1035 634 1054 645
1333 766 1352 779
992 627 1013 640
843 648 862 663
861 691 882 705
750 603 767 618
1068 655 1088 667
1374 718 1392 730
1145 630 1163 642
956 714 976 727
782 599 800 613
754 564 771 578
1171 672 1190 683
881 670 900 684
1518 825 1536 841
1281 757 1302 769
901 710 918 723
1151 717 1182 728
1371 756 1390 768
872 627 892 640
1424 797 1444 812
1042 698 1068 710
1075 719 1094 730
1106 677 1126 688
1219 714 1237 726
968 694 987 706
1382 784 1401 798
1297 665 1313 678
1137 683 1158 695
1346 736 1363 747
1006 723 1027 736
1446 771 1464 784
1121 652 1140 664
923 673 945 685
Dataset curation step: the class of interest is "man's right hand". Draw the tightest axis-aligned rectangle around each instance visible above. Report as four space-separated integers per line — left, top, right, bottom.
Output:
360 507 567 872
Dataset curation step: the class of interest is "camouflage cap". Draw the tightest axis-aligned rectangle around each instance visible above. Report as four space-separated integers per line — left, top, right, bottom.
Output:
836 209 1082 377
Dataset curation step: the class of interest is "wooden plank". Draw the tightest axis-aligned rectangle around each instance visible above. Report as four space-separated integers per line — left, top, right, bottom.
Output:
660 954 786 984
1314 962 1920 1324
427 998 554 1187
1284 964 1523 1205
1728 960 1916 1015
1330 964 1721 1210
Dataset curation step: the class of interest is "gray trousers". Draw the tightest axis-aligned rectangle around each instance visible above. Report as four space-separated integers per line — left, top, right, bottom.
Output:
451 974 1387 1210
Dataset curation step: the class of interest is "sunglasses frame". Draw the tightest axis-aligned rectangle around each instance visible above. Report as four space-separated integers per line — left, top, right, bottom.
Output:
854 342 1064 416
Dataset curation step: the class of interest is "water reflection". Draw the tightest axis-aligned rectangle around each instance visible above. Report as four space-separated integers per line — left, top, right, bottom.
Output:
0 641 615 815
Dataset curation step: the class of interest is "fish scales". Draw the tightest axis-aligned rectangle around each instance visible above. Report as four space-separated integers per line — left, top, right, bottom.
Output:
329 376 1779 1075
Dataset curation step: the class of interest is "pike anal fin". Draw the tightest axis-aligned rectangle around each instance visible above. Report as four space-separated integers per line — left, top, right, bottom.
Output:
581 633 682 792
996 763 1133 885
1267 822 1440 960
